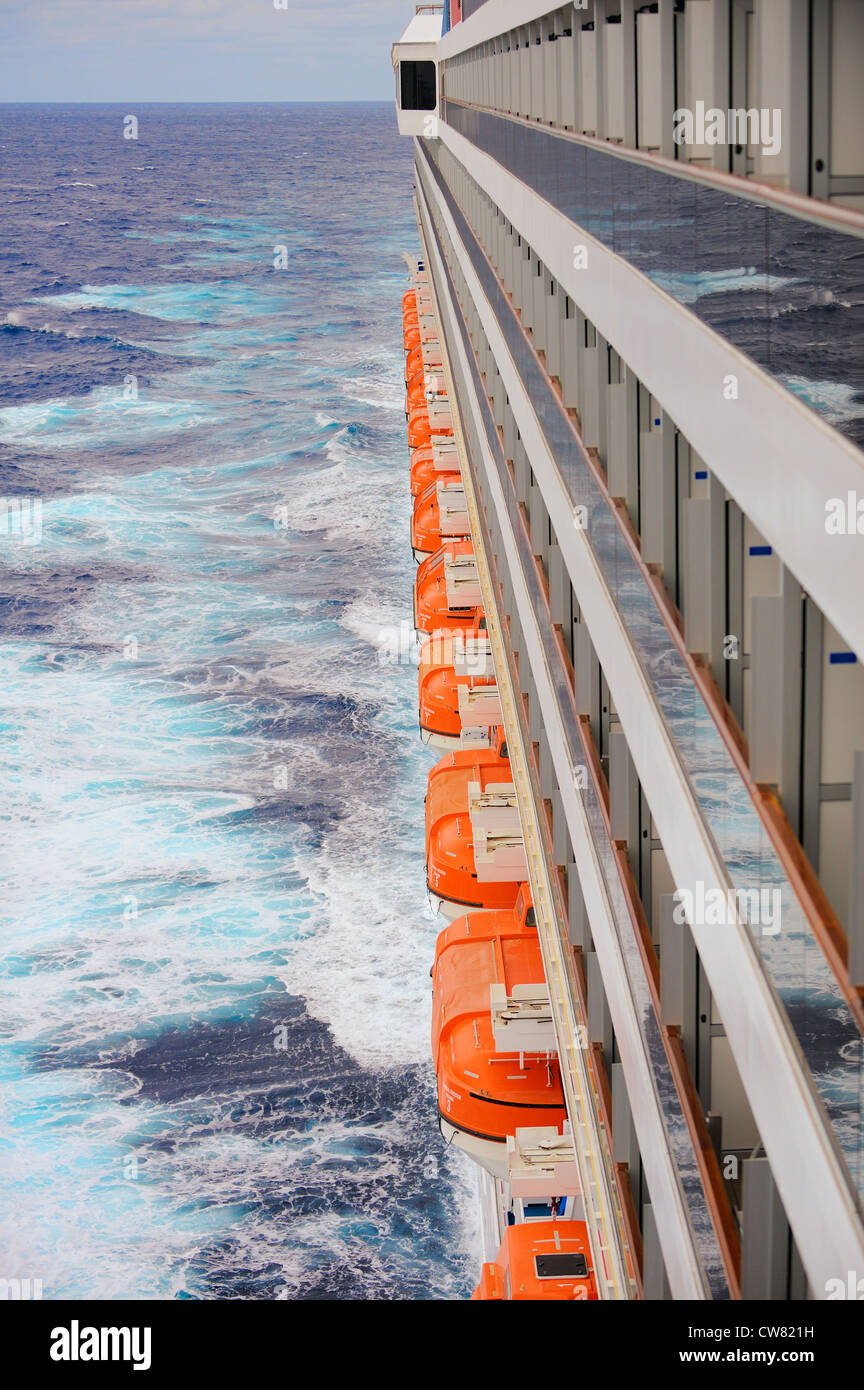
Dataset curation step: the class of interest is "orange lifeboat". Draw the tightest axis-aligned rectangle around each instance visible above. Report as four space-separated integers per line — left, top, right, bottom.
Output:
431 893 566 1169
404 345 424 382
405 343 443 385
410 437 460 497
418 621 499 749
409 444 438 497
407 403 431 448
404 325 421 352
414 541 482 635
472 1221 599 1301
408 399 454 449
406 348 442 380
406 376 446 414
412 476 468 561
406 378 427 413
425 735 523 917
403 310 419 332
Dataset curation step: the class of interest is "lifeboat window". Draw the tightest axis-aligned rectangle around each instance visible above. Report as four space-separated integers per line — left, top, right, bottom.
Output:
525 907 537 928
400 61 437 112
535 1253 588 1280
498 740 508 759
478 617 487 630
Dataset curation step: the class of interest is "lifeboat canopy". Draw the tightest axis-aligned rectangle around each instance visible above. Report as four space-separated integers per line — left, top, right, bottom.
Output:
431 891 567 1174
472 1220 599 1301
418 623 500 750
425 734 526 916
414 540 483 635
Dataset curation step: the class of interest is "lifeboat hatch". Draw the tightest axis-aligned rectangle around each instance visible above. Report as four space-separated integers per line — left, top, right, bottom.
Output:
535 1252 588 1280
490 983 556 1052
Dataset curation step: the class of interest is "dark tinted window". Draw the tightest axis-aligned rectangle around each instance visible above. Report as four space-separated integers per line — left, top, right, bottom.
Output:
400 61 437 111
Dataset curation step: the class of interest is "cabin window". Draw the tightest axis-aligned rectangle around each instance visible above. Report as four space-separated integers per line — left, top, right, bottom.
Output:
400 61 437 111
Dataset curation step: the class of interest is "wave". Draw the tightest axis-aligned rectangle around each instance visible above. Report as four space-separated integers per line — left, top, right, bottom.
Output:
0 385 216 450
779 374 864 425
0 103 475 1299
37 280 280 324
647 265 802 304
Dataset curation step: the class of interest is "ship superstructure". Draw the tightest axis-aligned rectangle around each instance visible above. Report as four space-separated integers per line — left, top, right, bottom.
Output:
394 0 864 1300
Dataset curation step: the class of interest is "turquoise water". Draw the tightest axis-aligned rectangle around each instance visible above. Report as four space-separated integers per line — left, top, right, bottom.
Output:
0 102 478 1300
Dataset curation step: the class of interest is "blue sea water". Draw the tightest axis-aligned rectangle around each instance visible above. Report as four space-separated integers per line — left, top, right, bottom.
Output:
0 103 479 1300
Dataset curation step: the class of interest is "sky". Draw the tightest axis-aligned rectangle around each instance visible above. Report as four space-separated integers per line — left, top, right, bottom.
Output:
0 0 417 102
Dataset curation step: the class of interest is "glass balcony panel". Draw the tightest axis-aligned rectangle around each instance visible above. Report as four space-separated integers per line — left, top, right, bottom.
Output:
440 103 864 447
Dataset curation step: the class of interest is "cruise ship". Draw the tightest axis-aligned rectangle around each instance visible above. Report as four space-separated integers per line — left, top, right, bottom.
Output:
392 0 864 1301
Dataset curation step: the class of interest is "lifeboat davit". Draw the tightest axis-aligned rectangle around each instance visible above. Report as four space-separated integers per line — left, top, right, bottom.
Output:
472 1222 599 1301
414 541 482 635
418 622 499 749
431 893 566 1172
425 735 523 918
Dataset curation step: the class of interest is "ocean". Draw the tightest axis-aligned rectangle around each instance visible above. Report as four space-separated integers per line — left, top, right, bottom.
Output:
0 102 479 1300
